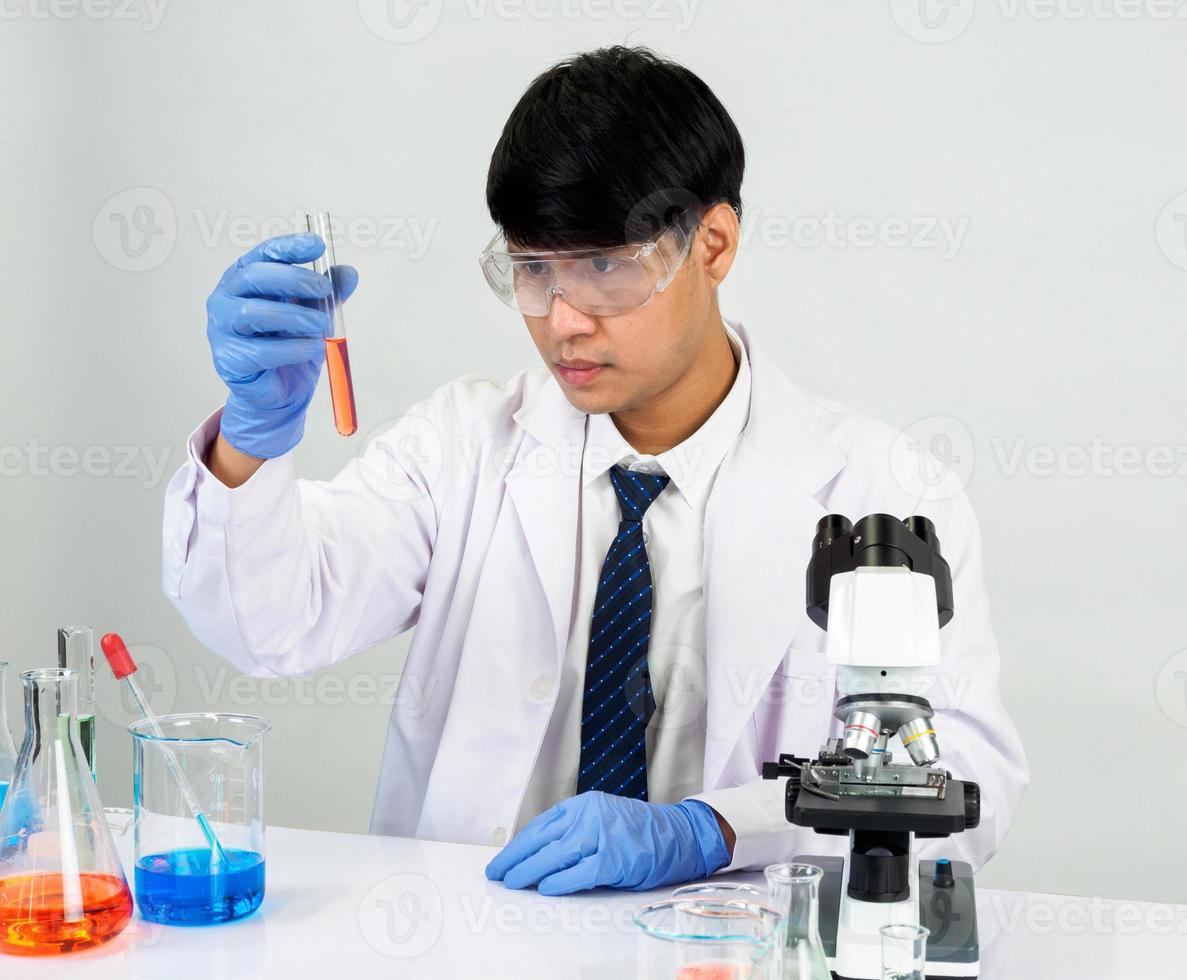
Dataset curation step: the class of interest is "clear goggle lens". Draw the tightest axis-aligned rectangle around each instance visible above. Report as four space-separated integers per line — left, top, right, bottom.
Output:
479 223 691 317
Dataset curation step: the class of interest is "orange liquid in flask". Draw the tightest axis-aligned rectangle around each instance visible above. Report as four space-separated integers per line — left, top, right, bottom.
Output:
0 871 133 956
325 336 358 436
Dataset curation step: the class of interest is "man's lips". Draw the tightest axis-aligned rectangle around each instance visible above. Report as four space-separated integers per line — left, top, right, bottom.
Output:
556 359 605 369
555 360 608 385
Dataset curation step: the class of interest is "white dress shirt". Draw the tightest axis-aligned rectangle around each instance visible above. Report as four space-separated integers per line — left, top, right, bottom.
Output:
516 319 752 831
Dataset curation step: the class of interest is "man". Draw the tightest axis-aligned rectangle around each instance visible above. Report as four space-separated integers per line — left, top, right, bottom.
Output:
164 46 1027 896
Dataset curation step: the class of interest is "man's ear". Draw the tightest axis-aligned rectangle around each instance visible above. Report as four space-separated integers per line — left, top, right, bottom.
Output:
697 201 741 288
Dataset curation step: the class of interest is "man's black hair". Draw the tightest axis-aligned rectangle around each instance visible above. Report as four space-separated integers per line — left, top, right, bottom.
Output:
486 45 744 250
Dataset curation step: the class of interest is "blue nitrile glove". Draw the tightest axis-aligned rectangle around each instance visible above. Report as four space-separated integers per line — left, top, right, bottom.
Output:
484 791 731 896
206 233 359 459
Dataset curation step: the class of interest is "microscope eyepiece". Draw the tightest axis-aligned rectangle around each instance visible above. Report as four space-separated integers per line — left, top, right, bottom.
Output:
813 514 852 552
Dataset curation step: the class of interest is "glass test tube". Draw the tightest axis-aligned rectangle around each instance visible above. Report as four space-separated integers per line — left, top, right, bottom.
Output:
57 627 96 779
304 211 358 437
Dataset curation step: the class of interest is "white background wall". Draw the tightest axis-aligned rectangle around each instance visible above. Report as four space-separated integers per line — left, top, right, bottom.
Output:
1 0 1184 904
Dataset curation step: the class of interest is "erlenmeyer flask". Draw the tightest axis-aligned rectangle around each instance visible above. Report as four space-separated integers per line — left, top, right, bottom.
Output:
0 663 18 811
764 863 832 980
0 668 132 956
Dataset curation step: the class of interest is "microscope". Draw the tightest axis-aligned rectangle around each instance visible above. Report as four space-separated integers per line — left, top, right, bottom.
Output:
763 514 981 979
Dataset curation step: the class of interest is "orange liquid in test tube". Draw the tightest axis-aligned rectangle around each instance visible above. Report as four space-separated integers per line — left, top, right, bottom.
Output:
304 211 358 438
324 336 358 436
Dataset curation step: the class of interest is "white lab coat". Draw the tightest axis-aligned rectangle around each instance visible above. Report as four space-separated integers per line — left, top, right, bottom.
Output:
162 320 1027 872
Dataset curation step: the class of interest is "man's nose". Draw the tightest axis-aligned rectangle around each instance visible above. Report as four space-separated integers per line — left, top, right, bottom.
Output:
545 293 598 339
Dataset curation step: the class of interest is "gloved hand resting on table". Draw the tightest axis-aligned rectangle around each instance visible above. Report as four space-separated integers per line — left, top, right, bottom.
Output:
206 233 358 459
485 791 731 896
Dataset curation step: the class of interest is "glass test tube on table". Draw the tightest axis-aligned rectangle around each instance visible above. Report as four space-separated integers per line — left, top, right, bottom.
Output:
304 211 358 437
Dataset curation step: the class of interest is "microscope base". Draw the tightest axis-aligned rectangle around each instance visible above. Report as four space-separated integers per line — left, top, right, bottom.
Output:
793 854 980 979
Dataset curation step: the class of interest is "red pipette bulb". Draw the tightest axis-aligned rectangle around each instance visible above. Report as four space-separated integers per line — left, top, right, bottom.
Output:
100 632 137 680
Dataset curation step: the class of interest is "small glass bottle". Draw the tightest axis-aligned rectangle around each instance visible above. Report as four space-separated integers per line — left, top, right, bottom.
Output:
0 662 17 811
0 668 132 955
764 863 832 980
57 627 96 779
881 923 929 980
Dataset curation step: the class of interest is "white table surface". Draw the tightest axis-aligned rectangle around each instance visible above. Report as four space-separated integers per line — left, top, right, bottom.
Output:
6 823 1184 979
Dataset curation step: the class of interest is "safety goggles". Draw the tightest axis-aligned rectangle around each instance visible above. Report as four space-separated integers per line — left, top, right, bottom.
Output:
478 221 694 317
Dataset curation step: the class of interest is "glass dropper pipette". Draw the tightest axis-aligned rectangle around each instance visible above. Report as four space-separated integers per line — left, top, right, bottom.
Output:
100 633 229 865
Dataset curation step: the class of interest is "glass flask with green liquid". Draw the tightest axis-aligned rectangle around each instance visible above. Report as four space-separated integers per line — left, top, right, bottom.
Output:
57 628 96 779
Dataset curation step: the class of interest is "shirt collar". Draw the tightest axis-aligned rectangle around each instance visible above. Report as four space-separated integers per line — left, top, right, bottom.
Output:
582 318 753 509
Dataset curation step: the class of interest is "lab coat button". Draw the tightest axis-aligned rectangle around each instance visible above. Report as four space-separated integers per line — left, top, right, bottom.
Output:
492 827 507 845
532 674 554 700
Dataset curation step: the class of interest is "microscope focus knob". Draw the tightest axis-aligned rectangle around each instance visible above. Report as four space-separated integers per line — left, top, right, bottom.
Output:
933 858 955 889
963 780 981 830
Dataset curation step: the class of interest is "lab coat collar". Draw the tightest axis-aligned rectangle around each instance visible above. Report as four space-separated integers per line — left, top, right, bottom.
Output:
579 320 752 510
508 319 847 790
511 320 843 494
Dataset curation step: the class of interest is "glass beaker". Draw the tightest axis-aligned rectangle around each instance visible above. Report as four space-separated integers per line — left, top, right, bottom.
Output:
0 668 132 955
672 881 770 903
130 713 269 925
880 923 928 980
763 863 831 979
635 897 783 980
57 628 96 779
0 662 18 811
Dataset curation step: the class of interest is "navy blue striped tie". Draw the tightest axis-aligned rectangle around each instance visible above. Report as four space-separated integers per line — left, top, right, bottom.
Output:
576 464 670 801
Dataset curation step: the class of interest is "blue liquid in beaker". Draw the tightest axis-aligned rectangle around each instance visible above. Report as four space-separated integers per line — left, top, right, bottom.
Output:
134 848 264 925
